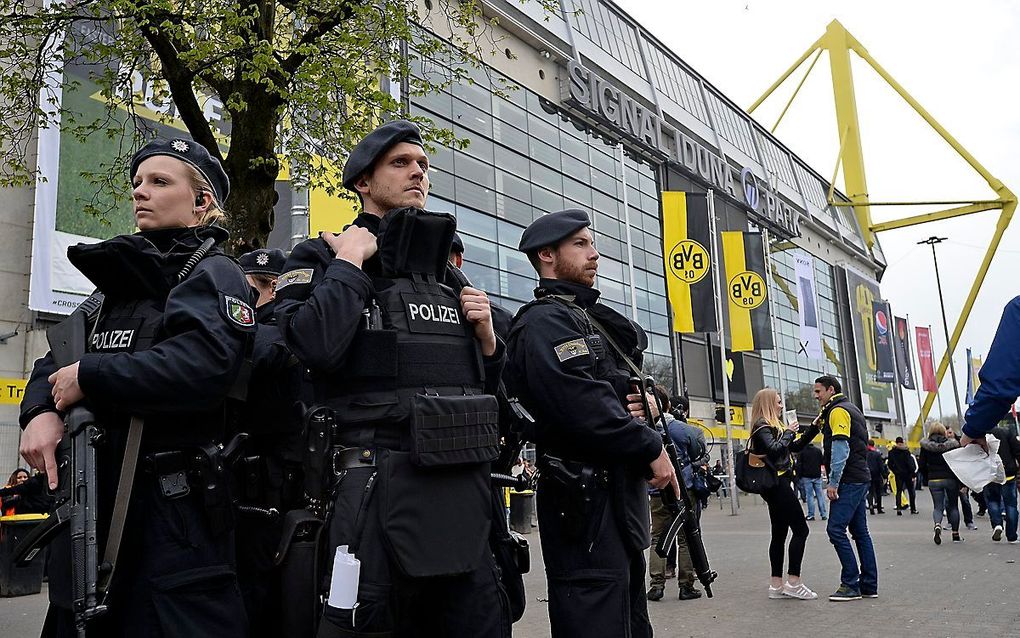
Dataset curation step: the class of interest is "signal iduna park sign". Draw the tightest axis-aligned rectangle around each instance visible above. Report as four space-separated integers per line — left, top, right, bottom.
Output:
562 60 801 240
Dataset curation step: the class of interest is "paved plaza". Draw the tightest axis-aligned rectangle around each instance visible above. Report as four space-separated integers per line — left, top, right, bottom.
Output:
4 492 1020 636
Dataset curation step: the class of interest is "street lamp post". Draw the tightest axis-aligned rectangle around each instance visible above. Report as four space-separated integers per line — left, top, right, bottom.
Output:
918 236 964 422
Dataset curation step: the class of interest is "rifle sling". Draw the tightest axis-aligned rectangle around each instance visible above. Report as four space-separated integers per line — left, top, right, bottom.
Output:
98 415 143 598
546 296 644 380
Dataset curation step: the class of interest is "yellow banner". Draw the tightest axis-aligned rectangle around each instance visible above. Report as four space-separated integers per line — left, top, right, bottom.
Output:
0 378 27 406
661 191 716 333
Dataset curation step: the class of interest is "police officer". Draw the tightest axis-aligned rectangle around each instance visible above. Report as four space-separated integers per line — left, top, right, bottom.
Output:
449 231 514 341
19 138 252 636
275 120 509 637
504 209 678 638
234 248 306 637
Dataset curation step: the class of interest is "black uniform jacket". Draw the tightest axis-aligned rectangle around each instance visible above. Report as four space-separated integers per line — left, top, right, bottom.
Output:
275 212 504 396
20 225 254 450
240 300 305 461
506 278 662 549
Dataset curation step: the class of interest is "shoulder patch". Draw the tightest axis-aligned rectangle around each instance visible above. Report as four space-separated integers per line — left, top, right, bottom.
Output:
554 338 590 363
276 268 313 291
223 294 256 328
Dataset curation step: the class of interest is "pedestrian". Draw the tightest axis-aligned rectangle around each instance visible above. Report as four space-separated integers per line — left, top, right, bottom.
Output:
918 423 964 544
748 388 818 600
0 468 50 516
505 208 677 638
866 439 887 515
807 375 878 602
19 137 252 636
233 248 306 638
945 427 978 529
797 444 827 521
276 120 509 637
982 424 1020 542
886 436 919 515
647 390 707 603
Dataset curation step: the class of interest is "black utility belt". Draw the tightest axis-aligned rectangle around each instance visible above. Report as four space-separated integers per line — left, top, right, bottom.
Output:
142 449 207 499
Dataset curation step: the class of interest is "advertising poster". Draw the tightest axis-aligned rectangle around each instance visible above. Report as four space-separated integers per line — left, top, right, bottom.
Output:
915 327 937 393
872 300 896 383
29 28 352 314
844 268 895 418
794 254 823 359
894 316 917 390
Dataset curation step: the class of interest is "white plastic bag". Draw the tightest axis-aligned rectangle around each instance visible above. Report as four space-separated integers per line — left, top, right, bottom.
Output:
943 435 1002 491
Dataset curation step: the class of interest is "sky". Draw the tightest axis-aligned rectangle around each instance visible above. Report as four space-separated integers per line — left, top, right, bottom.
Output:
614 0 1020 423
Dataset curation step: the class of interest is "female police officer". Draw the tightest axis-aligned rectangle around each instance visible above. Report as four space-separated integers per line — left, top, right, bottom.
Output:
19 138 253 637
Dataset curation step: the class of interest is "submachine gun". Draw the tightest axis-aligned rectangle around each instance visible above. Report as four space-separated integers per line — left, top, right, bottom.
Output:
14 295 108 636
632 376 718 598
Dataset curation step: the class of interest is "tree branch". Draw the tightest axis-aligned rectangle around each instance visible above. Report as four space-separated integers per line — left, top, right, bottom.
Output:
281 0 364 75
135 20 222 161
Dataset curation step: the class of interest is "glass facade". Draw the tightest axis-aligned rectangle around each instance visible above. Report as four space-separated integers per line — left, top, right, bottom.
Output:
409 50 678 390
762 249 845 414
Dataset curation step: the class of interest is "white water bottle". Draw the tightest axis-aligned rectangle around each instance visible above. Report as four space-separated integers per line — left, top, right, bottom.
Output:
327 545 361 609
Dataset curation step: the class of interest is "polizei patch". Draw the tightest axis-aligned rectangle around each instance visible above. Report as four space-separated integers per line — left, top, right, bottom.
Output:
90 318 143 353
554 338 590 363
224 295 255 328
401 292 465 336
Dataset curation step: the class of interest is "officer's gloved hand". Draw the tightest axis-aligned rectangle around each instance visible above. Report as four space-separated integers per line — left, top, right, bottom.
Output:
648 448 680 497
460 286 497 356
323 226 377 269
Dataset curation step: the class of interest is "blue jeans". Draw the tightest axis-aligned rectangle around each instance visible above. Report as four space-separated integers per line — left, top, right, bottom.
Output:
983 479 1019 541
800 477 827 518
928 478 961 531
826 482 878 593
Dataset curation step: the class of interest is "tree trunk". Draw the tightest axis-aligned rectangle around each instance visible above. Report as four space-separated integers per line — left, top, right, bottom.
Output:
221 86 283 254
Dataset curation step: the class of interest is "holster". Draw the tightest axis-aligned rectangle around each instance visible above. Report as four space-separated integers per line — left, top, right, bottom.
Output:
537 454 608 538
274 509 324 638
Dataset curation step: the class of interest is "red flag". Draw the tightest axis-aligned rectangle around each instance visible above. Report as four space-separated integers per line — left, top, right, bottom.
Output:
915 327 937 393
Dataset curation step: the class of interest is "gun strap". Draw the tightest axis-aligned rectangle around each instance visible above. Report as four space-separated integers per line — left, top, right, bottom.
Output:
98 415 144 598
545 296 644 380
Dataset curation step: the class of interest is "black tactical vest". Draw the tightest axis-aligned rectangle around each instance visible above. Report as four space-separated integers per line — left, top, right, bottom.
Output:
327 208 498 465
88 296 165 356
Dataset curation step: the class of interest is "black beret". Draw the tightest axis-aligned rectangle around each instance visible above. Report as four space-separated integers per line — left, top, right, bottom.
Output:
451 232 464 254
342 120 424 191
518 209 592 253
130 137 229 203
239 248 287 276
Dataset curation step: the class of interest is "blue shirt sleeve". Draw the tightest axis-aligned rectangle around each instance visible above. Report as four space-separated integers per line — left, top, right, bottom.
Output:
829 439 850 485
963 297 1020 437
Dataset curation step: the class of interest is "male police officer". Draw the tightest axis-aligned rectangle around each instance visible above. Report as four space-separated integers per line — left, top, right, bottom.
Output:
504 209 678 638
235 248 305 638
275 121 509 637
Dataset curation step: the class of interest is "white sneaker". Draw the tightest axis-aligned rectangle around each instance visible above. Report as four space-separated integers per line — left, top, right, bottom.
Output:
993 525 1004 542
782 581 818 600
768 585 785 599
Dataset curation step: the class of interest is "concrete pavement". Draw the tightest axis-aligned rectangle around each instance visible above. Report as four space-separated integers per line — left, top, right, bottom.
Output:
4 493 1019 636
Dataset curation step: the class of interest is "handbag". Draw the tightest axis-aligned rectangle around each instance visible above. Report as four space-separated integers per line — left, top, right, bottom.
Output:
734 430 779 494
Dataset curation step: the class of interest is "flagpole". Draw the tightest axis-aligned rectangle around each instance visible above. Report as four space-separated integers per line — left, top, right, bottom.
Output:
930 324 945 422
761 229 787 405
707 189 738 515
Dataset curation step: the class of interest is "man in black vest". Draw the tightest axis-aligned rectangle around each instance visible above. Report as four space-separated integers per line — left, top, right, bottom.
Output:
275 121 508 637
235 248 306 638
504 209 678 638
810 375 878 602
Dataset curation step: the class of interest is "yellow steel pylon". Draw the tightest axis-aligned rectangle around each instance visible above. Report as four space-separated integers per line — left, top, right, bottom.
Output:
748 20 1016 442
